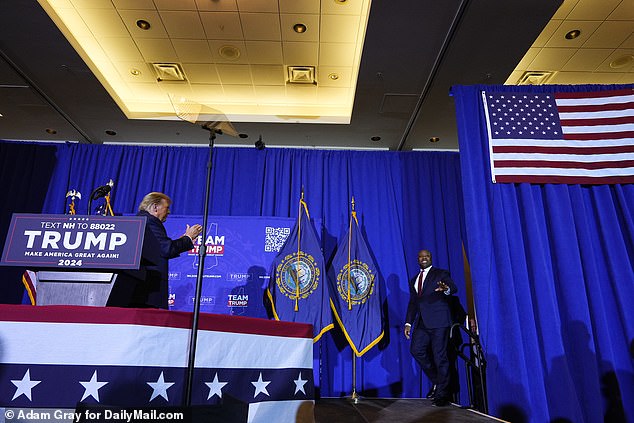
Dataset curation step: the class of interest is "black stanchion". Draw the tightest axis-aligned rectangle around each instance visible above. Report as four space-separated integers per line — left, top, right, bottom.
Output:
183 124 221 406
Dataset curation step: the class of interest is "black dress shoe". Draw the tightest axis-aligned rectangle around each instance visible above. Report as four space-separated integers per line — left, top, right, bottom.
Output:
432 397 450 407
425 385 437 399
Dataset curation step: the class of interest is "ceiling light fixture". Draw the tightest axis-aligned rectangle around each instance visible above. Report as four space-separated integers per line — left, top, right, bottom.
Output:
429 137 440 143
565 29 581 40
293 24 307 33
105 130 117 136
45 128 57 134
328 73 339 80
136 20 151 30
610 54 634 69
238 133 249 138
130 68 141 76
370 136 381 141
219 45 241 60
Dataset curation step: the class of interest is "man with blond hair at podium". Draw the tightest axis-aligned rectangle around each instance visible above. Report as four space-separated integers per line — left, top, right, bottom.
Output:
134 192 202 309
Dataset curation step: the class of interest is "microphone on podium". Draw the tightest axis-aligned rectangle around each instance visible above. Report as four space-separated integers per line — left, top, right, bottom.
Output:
92 183 111 199
88 179 114 215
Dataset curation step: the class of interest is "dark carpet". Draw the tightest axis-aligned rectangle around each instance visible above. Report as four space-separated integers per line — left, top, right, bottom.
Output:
314 398 504 423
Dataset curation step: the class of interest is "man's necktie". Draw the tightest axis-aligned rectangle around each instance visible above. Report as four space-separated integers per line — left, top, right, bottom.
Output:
417 270 424 296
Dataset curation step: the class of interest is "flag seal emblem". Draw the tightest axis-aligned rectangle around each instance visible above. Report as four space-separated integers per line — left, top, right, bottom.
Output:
336 259 374 305
276 252 320 299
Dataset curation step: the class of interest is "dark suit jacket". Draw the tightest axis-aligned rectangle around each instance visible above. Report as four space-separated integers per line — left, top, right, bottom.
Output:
405 266 458 329
136 210 194 309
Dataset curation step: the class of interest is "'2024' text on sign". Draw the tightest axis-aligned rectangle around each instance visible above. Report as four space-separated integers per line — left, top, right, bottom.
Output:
0 214 146 269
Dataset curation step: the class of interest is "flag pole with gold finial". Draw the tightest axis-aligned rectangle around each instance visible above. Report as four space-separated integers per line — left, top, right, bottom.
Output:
349 196 362 403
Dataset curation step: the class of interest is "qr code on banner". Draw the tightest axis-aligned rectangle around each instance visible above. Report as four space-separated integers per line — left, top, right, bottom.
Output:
265 226 291 252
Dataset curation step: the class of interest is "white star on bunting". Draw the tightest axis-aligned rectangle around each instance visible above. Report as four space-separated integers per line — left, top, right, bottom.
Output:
11 369 41 401
147 371 174 402
293 372 307 395
205 373 228 399
79 370 108 402
251 372 271 398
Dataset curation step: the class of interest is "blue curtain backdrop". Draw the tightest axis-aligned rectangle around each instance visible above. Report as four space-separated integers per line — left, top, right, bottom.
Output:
452 84 634 423
0 141 467 400
0 141 58 303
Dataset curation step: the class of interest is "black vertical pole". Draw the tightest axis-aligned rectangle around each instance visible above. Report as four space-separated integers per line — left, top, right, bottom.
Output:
183 127 217 405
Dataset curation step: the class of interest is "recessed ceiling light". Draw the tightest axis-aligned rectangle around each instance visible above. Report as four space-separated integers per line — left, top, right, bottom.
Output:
610 54 634 69
238 133 249 138
429 137 440 143
328 73 339 80
136 20 151 30
219 45 241 60
105 130 117 136
565 29 581 40
293 23 307 33
370 136 381 141
130 68 141 76
45 128 57 134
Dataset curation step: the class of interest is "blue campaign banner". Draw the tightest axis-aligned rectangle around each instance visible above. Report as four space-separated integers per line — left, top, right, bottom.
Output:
0 214 146 270
164 216 295 318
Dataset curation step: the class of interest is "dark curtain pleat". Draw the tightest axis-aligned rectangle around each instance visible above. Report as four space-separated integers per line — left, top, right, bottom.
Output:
0 141 58 303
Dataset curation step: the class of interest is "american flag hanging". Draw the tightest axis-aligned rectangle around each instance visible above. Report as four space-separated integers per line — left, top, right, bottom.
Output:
482 87 634 184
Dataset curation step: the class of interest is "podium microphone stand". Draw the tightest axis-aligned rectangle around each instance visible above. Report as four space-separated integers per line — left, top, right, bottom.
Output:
183 122 222 406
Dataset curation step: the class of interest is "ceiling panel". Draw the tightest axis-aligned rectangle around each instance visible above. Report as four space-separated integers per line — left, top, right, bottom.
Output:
236 0 278 13
160 11 206 39
171 39 213 63
245 41 283 64
200 12 243 39
240 13 282 41
583 20 633 48
561 48 613 71
567 0 621 20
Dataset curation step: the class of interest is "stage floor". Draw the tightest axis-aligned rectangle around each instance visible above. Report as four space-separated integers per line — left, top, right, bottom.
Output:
315 398 504 423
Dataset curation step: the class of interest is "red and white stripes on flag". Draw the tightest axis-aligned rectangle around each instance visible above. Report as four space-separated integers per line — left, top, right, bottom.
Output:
483 87 634 184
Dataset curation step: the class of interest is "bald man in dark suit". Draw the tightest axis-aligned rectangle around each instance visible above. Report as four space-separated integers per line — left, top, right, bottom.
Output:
404 249 458 407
